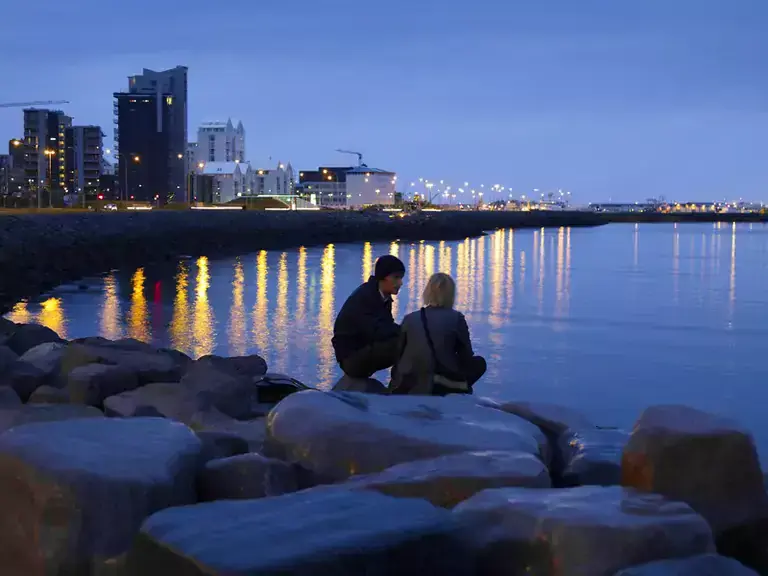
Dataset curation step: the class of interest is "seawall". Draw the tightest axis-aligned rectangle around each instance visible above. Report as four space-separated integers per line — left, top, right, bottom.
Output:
0 210 604 314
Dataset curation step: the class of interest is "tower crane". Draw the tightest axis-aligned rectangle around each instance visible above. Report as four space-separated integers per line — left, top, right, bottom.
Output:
335 149 364 166
0 100 70 108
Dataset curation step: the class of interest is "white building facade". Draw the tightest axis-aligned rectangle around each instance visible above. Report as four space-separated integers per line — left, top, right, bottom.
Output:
201 161 252 204
251 162 294 196
195 119 245 165
345 167 396 207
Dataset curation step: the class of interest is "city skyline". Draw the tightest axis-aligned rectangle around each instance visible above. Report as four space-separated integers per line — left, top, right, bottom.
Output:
0 0 765 202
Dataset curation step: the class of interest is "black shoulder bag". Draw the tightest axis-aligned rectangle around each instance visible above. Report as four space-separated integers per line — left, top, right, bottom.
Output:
419 307 470 396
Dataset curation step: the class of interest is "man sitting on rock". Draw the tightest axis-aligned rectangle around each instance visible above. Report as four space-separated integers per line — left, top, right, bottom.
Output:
332 255 405 379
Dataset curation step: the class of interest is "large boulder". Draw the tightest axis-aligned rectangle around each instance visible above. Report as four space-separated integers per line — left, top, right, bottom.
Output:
74 337 192 370
494 400 595 439
18 341 68 385
614 554 759 575
332 374 389 394
67 363 141 407
0 345 18 375
125 488 474 575
265 391 549 485
198 453 299 501
0 404 103 433
179 362 265 420
3 322 64 355
252 373 311 404
190 410 268 453
0 417 201 574
557 427 629 487
347 451 550 508
0 361 49 402
60 342 186 386
453 486 715 576
621 405 768 535
196 430 251 463
104 382 190 420
193 354 268 380
28 384 69 404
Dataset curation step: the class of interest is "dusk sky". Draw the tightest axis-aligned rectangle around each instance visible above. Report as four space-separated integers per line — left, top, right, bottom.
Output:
1 0 765 202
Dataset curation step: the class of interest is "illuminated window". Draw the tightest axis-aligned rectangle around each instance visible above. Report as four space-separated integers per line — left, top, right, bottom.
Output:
165 96 173 106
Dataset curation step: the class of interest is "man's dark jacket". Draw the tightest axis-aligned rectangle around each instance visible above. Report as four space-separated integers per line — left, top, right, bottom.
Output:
332 276 399 363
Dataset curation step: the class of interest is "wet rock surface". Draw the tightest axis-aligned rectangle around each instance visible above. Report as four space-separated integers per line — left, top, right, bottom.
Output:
614 553 759 575
346 450 551 508
453 485 715 576
198 452 299 501
0 417 201 574
557 427 629 487
125 487 475 575
265 390 549 484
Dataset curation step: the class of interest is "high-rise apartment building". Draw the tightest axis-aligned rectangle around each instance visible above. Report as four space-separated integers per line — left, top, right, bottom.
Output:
64 126 104 201
126 66 187 201
23 109 71 201
113 93 172 203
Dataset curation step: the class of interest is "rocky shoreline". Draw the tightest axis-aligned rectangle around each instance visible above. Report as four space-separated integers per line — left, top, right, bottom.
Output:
0 317 765 575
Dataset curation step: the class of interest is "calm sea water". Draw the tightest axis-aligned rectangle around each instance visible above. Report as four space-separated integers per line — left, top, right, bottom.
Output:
6 223 768 460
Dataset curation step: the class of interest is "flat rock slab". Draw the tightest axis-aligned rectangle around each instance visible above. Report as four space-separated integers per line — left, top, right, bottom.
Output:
0 417 201 574
614 553 759 575
494 400 595 439
0 404 103 433
453 485 715 576
621 405 768 535
265 390 548 484
68 363 141 407
347 451 550 508
332 374 389 394
125 488 474 575
199 453 299 501
558 427 629 487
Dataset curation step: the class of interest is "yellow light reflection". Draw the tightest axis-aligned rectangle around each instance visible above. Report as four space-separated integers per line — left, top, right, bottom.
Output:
228 258 247 356
672 225 680 302
38 297 67 340
424 243 435 277
252 250 269 358
408 245 417 306
455 239 469 309
317 244 336 386
100 273 123 340
475 235 486 311
169 262 191 353
506 229 515 312
296 247 307 326
489 230 504 328
389 241 400 259
555 227 566 321
538 228 545 310
362 242 373 282
272 252 289 370
192 256 215 358
127 268 151 343
6 302 31 324
565 228 571 301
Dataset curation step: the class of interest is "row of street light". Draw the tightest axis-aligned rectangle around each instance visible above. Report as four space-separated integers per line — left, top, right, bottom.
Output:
405 177 572 206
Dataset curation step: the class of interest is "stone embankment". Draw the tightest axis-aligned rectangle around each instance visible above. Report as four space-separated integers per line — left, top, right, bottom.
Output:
0 317 765 575
0 210 606 315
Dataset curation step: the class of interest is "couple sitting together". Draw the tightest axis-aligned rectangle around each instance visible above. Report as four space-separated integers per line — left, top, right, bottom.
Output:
332 254 486 396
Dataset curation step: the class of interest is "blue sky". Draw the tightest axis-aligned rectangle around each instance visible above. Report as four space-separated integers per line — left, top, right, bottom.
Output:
1 0 765 202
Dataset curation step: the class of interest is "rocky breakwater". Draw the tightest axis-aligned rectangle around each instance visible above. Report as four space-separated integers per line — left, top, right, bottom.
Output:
0 210 605 315
0 317 765 575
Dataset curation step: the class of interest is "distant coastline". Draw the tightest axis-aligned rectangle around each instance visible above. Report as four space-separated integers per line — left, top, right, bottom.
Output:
0 209 766 315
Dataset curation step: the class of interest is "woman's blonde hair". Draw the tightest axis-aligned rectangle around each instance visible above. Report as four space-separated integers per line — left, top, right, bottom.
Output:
423 273 456 309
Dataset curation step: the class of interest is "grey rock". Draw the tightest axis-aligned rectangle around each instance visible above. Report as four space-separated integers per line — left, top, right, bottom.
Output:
74 337 192 370
194 353 268 380
0 386 21 407
0 404 103 433
622 405 768 535
28 384 70 404
199 453 299 501
614 554 759 575
18 341 68 385
265 391 549 485
253 372 310 404
453 486 715 576
557 427 629 487
347 451 551 508
61 342 185 386
68 363 141 407
103 382 191 420
190 410 267 453
332 374 389 394
125 488 474 575
196 430 250 463
0 361 48 401
0 417 201 574
3 322 64 355
0 345 18 375
179 362 264 420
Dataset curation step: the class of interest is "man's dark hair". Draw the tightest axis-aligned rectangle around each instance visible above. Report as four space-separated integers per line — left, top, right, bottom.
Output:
374 255 406 280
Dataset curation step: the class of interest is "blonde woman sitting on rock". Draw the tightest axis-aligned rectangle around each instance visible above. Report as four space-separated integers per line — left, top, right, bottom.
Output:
390 272 486 396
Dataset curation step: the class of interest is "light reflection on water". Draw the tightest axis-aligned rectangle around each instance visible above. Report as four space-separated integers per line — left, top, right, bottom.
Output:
8 224 768 461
